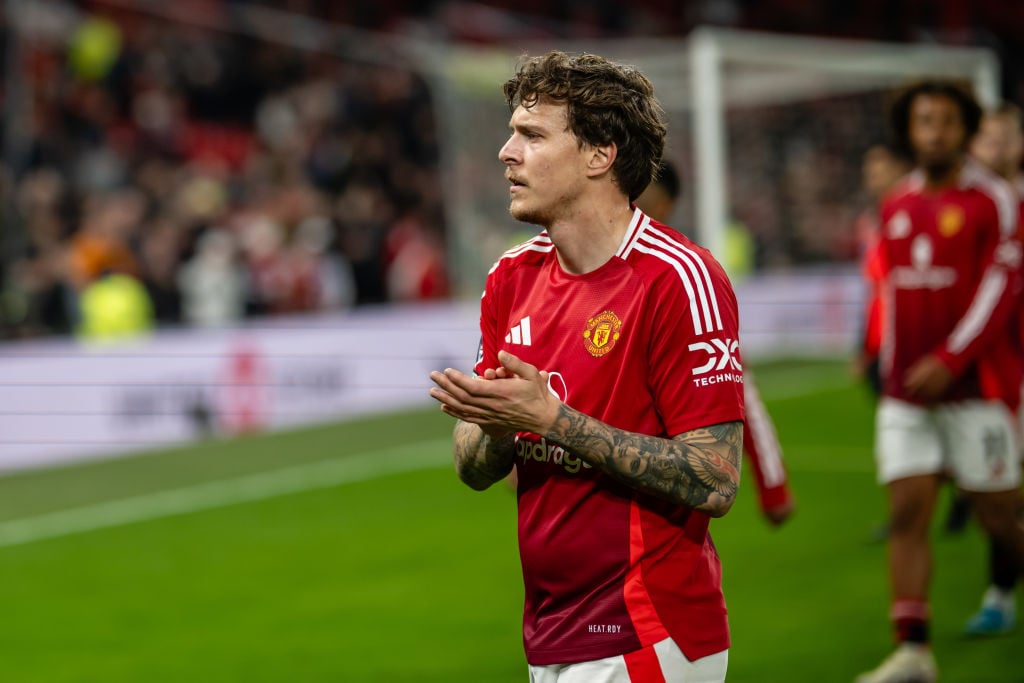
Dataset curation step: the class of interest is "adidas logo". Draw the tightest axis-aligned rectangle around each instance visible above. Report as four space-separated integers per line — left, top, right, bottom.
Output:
505 316 532 346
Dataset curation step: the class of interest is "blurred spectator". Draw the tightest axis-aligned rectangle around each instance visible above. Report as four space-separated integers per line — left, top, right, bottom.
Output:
0 2 449 341
4 168 75 336
384 204 449 301
293 215 357 310
138 215 185 324
66 189 143 291
178 228 245 327
77 271 153 342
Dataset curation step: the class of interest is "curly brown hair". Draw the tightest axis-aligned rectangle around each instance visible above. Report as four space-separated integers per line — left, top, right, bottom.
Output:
503 51 667 202
889 80 982 159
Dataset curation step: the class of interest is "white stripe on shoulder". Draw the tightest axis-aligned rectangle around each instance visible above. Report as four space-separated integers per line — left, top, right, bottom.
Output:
488 234 554 274
887 173 924 204
504 232 553 256
632 242 704 335
639 224 724 331
616 208 647 258
962 160 1019 237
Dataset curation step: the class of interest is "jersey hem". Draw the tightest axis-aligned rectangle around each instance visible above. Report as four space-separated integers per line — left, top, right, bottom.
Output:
525 637 731 667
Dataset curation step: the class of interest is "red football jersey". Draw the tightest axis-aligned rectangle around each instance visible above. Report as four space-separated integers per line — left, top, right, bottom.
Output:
878 160 1023 406
858 215 886 358
475 208 744 666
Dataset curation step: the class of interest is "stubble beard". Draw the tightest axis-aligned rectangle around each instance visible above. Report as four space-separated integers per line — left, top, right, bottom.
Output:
509 200 552 229
920 154 961 184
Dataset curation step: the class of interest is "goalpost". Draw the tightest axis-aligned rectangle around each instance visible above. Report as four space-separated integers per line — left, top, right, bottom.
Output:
686 28 999 265
418 29 1000 295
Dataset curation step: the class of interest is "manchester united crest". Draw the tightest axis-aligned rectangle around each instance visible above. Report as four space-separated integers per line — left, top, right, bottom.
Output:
938 205 964 237
583 310 623 357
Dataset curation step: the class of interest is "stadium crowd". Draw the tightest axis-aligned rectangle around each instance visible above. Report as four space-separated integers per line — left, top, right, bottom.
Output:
1 0 1022 340
0 2 449 340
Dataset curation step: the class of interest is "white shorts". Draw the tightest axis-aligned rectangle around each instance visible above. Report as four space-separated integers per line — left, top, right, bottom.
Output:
528 638 727 683
875 398 1021 491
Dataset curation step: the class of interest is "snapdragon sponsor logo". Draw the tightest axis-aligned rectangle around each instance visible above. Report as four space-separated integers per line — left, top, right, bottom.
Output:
515 435 592 474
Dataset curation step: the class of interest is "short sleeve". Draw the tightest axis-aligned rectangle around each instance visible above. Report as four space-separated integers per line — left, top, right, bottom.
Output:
646 255 745 437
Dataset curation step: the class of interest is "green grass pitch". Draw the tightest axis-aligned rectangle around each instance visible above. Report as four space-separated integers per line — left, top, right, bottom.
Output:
0 359 1020 682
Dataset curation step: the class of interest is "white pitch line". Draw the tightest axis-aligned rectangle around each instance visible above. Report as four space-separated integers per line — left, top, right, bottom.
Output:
0 438 453 550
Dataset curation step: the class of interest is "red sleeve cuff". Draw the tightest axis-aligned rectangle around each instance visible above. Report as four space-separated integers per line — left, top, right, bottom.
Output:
757 484 792 513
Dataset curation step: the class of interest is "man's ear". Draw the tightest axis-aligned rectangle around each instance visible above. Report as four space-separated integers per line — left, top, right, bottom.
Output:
586 142 617 178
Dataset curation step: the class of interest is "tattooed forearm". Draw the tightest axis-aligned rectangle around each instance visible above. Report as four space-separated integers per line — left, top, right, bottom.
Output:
452 420 517 490
546 405 742 515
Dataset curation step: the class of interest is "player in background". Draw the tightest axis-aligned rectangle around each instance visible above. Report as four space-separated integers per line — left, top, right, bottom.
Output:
961 102 1024 636
852 143 913 398
856 81 1024 683
637 160 794 526
851 144 914 544
430 51 743 682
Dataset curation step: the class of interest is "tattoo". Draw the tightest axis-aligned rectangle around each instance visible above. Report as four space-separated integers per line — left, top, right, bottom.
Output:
452 420 517 490
547 405 742 515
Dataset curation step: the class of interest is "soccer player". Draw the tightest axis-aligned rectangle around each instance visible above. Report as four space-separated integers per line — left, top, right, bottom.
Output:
853 143 913 399
962 102 1024 636
638 160 794 526
429 51 743 682
852 143 913 544
856 81 1024 683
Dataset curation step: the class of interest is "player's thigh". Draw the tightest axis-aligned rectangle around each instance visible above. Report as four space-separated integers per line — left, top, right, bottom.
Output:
527 640 727 683
967 488 1024 536
875 398 943 484
887 474 941 533
939 400 1021 493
